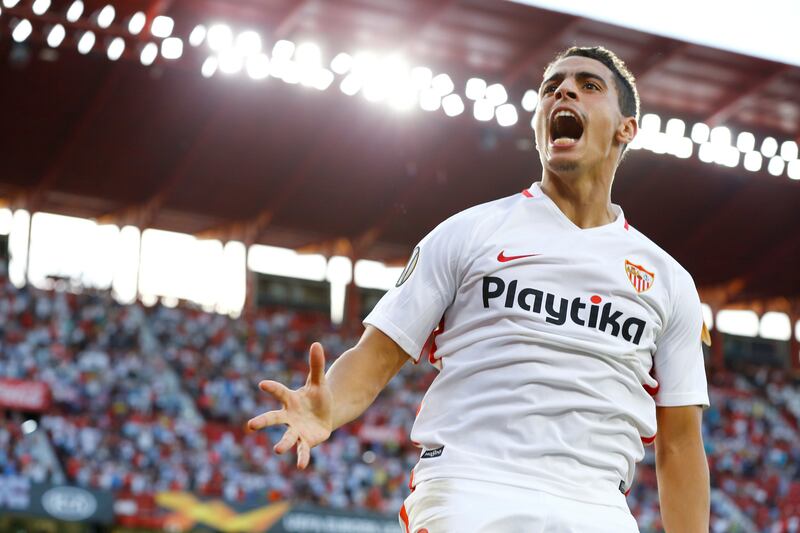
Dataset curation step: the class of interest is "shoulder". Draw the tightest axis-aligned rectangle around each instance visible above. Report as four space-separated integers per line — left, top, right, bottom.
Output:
434 192 528 239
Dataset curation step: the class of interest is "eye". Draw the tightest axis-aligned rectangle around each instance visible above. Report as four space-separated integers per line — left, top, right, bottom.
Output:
584 82 600 91
542 84 557 94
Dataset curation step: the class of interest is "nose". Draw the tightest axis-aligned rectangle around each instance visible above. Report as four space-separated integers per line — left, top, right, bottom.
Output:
555 80 578 101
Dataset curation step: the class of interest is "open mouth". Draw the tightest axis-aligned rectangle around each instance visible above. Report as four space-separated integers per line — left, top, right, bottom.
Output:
549 109 584 146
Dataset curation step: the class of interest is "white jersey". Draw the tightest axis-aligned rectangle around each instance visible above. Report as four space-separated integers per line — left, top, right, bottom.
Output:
364 182 709 509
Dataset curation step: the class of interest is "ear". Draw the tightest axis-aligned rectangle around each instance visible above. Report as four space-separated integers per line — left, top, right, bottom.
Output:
616 116 638 145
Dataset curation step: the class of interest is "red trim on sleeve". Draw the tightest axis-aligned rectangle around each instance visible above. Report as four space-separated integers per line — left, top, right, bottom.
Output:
641 434 656 445
643 382 660 396
399 504 411 533
408 469 416 491
521 188 534 198
428 316 446 365
624 219 630 230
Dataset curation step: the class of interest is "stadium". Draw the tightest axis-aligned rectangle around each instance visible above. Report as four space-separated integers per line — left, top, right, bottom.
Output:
0 0 798 531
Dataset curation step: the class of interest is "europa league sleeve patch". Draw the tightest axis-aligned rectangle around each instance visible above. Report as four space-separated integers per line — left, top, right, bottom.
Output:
396 246 420 287
701 321 712 347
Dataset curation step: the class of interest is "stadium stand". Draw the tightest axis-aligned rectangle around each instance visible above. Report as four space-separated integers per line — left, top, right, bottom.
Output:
2 273 798 532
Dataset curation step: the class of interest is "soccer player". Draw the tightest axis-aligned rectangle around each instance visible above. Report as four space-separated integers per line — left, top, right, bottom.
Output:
248 46 710 532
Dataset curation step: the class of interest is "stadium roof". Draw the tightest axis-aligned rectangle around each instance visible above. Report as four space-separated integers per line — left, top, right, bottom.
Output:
1 0 799 307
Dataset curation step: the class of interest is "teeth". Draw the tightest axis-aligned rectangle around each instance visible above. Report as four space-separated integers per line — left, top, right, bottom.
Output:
555 110 576 119
553 137 577 145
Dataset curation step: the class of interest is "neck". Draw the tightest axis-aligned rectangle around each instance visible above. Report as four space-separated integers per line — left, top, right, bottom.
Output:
540 167 616 229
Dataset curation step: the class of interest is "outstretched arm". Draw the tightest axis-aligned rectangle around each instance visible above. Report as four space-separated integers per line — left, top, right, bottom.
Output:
247 325 409 468
655 404 710 533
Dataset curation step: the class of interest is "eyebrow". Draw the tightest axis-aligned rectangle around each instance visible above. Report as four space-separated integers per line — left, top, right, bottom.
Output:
540 71 608 90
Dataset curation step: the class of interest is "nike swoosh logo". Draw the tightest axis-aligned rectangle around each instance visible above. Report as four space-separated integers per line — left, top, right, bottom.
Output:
497 251 541 262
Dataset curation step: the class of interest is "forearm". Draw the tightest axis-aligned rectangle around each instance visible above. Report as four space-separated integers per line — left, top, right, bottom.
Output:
655 438 710 533
325 337 408 429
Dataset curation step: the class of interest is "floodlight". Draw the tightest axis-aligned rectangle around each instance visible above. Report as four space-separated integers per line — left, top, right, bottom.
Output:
331 52 352 74
66 0 83 22
675 137 693 159
272 39 295 60
665 118 685 138
313 69 334 91
3 0 20 7
496 103 518 126
32 0 50 16
709 126 731 145
47 24 65 48
465 78 487 101
140 42 158 66
473 99 494 121
690 122 709 143
295 42 321 65
77 31 95 54
780 140 798 160
97 5 114 28
788 160 800 180
218 48 243 74
735 131 755 152
189 25 206 47
161 37 183 59
485 83 508 106
697 143 714 163
410 66 432 89
340 74 360 96
207 24 233 52
767 156 785 176
521 89 538 112
640 114 661 132
760 137 778 157
12 19 32 43
419 88 441 111
442 94 465 117
246 53 270 80
201 56 218 78
128 12 146 35
151 15 173 38
743 151 762 172
431 73 454 96
236 30 261 56
107 37 125 60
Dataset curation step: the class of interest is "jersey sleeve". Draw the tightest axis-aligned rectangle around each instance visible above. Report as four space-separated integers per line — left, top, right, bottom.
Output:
363 214 468 361
652 268 710 408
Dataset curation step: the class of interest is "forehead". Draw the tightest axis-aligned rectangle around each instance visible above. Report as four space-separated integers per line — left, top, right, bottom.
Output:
542 55 615 84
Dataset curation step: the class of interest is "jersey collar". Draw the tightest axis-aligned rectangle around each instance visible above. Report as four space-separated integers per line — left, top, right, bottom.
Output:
527 182 627 233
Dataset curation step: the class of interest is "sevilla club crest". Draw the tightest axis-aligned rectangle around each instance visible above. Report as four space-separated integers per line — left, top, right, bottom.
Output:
625 260 655 293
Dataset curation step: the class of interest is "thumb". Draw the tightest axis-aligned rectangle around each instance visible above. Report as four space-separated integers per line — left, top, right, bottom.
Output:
308 342 326 386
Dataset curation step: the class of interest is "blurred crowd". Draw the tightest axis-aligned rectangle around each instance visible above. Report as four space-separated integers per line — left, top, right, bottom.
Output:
1 275 799 532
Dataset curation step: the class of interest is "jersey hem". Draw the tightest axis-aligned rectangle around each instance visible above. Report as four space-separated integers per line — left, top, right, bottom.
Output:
655 392 710 408
363 315 422 362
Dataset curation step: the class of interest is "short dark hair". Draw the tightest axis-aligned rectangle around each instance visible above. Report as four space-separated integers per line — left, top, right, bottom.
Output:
547 46 640 122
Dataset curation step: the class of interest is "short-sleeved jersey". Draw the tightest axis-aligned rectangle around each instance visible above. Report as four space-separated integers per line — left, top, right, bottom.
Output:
364 182 709 509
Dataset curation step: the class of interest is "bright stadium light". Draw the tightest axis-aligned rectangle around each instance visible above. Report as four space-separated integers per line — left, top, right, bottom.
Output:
698 142 714 163
743 151 762 172
521 89 539 112
3 0 19 7
96 5 115 29
473 99 494 121
272 39 296 60
675 137 693 159
410 66 432 89
77 31 95 54
201 56 218 78
419 88 441 111
736 131 755 152
139 42 158 66
690 122 709 143
161 37 183 59
709 126 731 146
218 48 243 74
716 309 759 337
128 12 146 35
66 0 83 22
496 103 518 126
32 0 50 16
641 113 661 132
107 37 125 60
650 132 669 154
442 94 465 117
788 160 800 180
189 24 206 47
759 312 792 341
331 52 353 74
313 68 335 91
431 73 454 96
485 83 508 106
721 146 739 167
295 42 321 66
12 19 32 43
665 118 685 138
236 30 262 56
767 156 785 176
151 15 174 38
465 77 487 101
207 24 233 51
48 24 67 48
340 73 360 96
245 53 270 80
780 140 798 160
761 136 778 157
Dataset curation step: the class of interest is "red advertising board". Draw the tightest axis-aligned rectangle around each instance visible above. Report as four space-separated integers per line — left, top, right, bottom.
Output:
0 379 51 412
